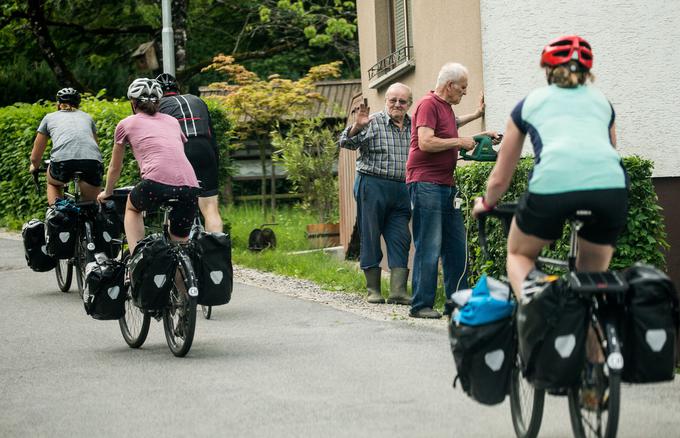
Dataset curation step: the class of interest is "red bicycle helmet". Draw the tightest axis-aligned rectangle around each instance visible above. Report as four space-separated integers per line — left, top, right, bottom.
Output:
540 35 593 70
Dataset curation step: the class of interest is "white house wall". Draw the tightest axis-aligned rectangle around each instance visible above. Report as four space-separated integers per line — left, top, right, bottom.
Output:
479 0 680 177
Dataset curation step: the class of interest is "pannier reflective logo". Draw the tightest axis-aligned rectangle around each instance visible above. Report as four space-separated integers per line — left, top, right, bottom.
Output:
103 231 111 242
59 232 71 243
484 349 505 371
153 274 166 288
209 271 223 285
41 245 48 255
108 285 120 299
554 334 576 358
645 329 667 352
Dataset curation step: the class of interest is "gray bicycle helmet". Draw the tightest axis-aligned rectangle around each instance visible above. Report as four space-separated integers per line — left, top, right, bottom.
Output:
56 87 81 106
126 78 163 101
155 73 179 93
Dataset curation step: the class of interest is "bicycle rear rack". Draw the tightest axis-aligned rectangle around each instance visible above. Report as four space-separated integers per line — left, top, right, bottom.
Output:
566 271 628 294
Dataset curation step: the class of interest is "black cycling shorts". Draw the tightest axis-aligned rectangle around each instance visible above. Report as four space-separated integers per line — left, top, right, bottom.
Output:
129 179 199 238
49 159 103 187
515 188 628 245
184 136 218 197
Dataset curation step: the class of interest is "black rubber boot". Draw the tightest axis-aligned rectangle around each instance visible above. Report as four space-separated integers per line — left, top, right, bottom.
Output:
386 268 411 305
364 267 384 304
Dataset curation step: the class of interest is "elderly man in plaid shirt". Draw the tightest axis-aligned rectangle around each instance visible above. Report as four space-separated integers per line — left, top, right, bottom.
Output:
339 83 412 305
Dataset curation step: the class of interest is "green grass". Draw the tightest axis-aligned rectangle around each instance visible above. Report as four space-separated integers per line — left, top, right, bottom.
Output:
222 202 449 308
223 203 367 295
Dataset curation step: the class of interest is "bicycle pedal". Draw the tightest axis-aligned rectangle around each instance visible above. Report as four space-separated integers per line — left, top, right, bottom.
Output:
567 271 627 294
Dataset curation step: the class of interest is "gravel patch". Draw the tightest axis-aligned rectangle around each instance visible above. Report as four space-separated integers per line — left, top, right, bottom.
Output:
234 265 448 331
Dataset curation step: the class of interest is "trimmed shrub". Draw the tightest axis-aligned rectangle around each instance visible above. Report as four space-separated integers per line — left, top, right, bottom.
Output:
456 156 668 283
0 95 230 229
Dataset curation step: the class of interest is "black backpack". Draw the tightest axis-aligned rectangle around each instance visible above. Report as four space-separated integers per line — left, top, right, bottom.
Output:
517 274 589 391
93 201 122 259
622 263 679 383
45 200 79 259
83 259 126 320
21 219 56 272
192 232 233 306
449 316 515 405
128 234 176 311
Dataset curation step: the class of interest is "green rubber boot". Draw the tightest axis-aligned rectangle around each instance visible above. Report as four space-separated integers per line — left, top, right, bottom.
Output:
364 268 384 304
386 268 411 305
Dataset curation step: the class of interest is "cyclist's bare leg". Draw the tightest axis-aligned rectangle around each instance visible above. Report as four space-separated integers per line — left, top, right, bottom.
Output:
45 169 65 205
124 197 145 254
577 238 615 364
78 180 101 202
198 195 223 233
506 218 552 298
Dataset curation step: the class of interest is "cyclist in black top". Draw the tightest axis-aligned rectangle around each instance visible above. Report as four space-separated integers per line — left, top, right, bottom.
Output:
156 73 223 233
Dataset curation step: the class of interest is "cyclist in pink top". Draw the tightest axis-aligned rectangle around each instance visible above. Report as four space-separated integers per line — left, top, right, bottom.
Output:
97 78 199 252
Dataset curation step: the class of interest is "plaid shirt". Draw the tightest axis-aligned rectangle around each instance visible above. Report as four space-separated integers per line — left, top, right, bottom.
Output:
338 111 411 182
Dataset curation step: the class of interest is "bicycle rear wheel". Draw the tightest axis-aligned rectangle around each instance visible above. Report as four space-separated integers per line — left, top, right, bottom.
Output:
55 258 73 292
74 236 93 299
568 361 621 438
201 305 212 320
509 361 545 438
163 257 197 357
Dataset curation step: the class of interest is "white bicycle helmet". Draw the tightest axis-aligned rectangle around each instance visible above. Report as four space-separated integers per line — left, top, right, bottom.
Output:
126 78 163 101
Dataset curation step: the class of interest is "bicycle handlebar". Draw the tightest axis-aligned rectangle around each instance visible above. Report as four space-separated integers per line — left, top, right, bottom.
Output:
476 203 517 260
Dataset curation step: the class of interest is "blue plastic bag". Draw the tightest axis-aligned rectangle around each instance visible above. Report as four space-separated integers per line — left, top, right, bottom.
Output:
455 274 515 326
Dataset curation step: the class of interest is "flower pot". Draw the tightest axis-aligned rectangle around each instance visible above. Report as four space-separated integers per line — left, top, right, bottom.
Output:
306 223 340 249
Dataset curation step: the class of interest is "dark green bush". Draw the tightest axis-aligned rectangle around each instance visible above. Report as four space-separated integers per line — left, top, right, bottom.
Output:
456 155 667 283
0 95 230 229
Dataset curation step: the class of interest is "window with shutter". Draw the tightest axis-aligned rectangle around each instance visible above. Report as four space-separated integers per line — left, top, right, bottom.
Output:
368 0 414 88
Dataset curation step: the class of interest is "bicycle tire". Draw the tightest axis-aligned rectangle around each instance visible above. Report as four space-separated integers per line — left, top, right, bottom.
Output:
201 305 212 320
163 255 197 357
118 249 151 348
55 258 73 292
74 236 93 299
510 362 545 438
568 361 621 438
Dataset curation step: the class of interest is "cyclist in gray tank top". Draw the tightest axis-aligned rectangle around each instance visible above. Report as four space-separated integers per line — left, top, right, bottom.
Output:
30 88 103 205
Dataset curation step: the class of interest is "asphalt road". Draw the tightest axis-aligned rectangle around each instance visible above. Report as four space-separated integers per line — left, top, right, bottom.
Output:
1 236 678 437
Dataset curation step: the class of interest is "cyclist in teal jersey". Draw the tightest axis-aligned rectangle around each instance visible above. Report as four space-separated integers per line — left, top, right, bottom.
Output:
472 35 628 297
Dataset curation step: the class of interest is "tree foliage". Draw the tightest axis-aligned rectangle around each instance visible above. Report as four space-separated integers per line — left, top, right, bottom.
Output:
203 55 341 218
0 0 359 105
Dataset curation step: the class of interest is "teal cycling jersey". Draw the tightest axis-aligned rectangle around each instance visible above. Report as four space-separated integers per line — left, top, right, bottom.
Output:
511 85 626 194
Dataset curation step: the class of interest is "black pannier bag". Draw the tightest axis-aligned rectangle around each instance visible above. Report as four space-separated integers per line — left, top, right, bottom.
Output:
83 259 126 320
128 234 176 311
450 316 515 405
192 232 233 306
21 219 56 272
517 272 589 390
622 263 679 383
93 201 122 259
45 200 78 259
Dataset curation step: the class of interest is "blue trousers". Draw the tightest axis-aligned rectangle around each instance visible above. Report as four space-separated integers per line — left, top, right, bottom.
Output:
408 182 469 312
354 173 411 270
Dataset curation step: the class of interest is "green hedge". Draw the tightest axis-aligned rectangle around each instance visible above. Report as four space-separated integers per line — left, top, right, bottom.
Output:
456 155 668 282
0 94 230 229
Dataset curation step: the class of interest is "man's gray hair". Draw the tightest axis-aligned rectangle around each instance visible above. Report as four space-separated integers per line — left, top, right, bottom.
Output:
385 82 412 97
435 63 469 88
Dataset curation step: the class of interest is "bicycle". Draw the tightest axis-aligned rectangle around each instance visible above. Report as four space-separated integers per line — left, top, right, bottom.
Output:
477 203 628 438
117 194 199 357
32 162 100 297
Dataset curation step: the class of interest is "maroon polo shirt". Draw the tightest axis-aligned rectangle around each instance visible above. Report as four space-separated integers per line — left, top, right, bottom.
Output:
406 91 459 186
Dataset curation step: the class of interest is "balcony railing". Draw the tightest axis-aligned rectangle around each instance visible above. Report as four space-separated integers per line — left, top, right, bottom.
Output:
367 46 414 80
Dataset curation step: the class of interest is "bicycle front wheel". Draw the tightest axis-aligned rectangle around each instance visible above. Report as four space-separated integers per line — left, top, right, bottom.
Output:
118 249 150 348
55 258 73 292
163 256 197 357
568 362 621 438
509 362 545 438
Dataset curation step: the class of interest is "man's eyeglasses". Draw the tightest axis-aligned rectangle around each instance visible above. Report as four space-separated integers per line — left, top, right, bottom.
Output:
387 98 409 106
